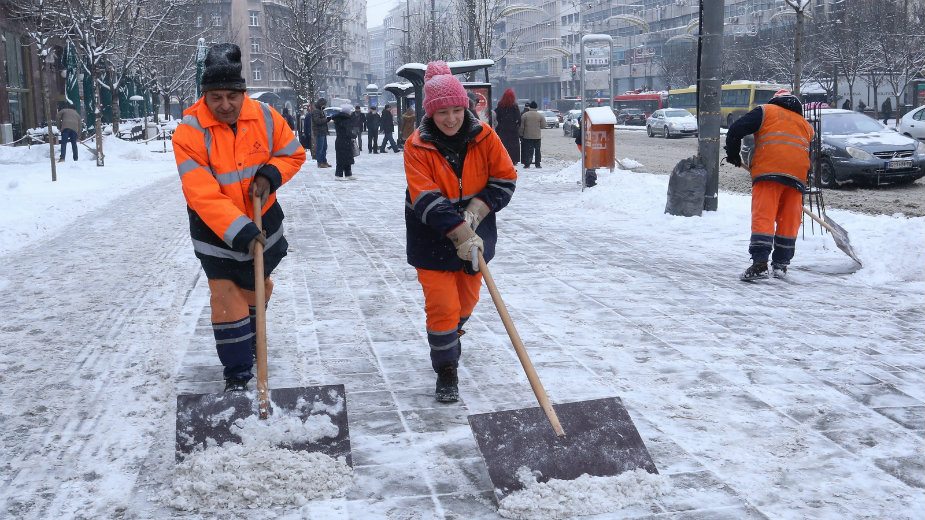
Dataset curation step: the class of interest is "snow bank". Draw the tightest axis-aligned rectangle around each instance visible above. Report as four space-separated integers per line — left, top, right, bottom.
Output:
0 136 176 256
532 160 925 289
498 467 670 519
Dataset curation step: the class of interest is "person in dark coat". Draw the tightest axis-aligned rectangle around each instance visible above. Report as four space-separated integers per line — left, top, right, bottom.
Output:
366 106 381 153
331 104 356 179
299 105 313 159
841 99 851 110
881 97 893 125
351 105 365 151
282 107 296 130
379 102 400 153
311 98 331 167
493 88 521 164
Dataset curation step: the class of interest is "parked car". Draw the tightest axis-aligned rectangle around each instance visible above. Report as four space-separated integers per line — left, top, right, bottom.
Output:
646 109 698 138
742 109 925 187
540 110 560 128
898 105 925 141
617 108 646 126
562 109 582 136
550 109 563 123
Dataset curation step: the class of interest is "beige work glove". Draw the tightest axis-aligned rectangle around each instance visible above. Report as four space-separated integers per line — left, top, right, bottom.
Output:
463 198 491 231
446 223 484 266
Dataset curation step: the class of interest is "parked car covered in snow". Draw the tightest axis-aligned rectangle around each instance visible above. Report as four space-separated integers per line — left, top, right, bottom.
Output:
646 109 698 138
898 105 925 141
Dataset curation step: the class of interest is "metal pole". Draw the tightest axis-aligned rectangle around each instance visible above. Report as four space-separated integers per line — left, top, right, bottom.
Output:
431 0 436 58
698 0 723 212
580 36 586 191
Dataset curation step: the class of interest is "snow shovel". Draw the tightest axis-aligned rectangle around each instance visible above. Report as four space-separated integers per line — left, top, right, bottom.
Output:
467 252 657 502
175 193 352 463
802 207 862 266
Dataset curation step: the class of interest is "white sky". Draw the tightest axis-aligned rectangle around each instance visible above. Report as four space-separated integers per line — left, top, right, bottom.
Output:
367 0 399 27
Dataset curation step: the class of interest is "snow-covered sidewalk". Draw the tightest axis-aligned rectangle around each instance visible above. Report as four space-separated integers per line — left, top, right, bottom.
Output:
1 138 922 518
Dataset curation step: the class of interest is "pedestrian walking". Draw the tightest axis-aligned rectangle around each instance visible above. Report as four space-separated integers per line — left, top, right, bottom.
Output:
331 104 356 180
366 106 381 153
519 101 544 168
881 97 893 125
404 61 518 403
400 105 416 147
171 43 305 391
493 88 521 165
841 99 851 110
724 89 813 281
282 107 296 130
299 105 314 159
379 102 400 153
312 98 331 168
857 100 866 113
56 103 81 162
351 105 365 151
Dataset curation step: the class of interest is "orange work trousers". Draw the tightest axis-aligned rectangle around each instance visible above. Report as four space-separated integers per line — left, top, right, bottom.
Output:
416 268 482 370
750 181 802 265
208 278 273 380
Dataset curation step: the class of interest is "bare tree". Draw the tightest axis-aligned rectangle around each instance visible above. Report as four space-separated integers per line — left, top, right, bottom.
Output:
872 0 925 125
262 0 342 106
8 0 65 180
657 38 697 90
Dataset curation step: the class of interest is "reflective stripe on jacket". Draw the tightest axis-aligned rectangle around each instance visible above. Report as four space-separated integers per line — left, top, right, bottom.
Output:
173 96 305 287
750 103 813 187
404 114 517 271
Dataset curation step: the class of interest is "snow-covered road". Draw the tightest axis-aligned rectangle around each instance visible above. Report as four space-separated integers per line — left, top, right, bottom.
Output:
1 139 922 518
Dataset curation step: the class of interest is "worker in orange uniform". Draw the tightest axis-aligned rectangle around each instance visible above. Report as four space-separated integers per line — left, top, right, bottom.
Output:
725 89 813 281
172 43 306 391
404 61 518 402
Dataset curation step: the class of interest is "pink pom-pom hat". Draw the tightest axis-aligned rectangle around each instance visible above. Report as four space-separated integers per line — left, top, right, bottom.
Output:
422 61 469 117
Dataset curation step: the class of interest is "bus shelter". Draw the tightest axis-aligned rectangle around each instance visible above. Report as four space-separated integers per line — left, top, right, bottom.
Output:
396 59 495 124
383 82 415 115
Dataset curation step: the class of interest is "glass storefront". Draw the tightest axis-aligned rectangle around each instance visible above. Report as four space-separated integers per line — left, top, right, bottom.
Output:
4 30 30 141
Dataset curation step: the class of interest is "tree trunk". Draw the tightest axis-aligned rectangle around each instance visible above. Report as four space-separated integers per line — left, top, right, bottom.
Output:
93 69 105 167
40 65 57 182
111 76 121 136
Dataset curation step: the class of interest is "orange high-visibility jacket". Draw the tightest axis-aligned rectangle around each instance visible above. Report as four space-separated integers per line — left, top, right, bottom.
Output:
404 115 517 271
750 103 814 186
173 96 305 288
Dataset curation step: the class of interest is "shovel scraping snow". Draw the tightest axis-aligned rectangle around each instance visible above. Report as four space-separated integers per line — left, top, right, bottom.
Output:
467 253 657 502
175 194 351 463
802 207 862 266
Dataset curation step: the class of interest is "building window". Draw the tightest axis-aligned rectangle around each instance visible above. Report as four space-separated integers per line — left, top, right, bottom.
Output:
253 68 262 81
211 15 222 27
249 11 259 26
195 15 203 28
250 38 261 54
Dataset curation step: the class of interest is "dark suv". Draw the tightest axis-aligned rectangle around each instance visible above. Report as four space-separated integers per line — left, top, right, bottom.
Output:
617 108 646 126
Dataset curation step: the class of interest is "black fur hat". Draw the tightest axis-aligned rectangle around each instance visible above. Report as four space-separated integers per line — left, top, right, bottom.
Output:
201 43 246 92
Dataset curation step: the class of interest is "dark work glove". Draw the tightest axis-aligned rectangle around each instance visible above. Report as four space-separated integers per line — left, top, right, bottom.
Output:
725 154 742 168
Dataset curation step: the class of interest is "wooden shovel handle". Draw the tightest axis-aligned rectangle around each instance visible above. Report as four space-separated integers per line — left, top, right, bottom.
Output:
478 253 566 438
802 206 836 234
253 193 270 420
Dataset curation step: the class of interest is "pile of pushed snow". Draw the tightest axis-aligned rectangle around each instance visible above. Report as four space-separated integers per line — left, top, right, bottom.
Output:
498 467 670 519
166 402 353 511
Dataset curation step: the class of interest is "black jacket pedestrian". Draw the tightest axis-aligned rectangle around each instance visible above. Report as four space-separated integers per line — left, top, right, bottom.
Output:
366 111 381 133
311 106 329 136
351 111 366 133
332 112 355 166
299 112 312 148
494 105 521 164
380 109 395 133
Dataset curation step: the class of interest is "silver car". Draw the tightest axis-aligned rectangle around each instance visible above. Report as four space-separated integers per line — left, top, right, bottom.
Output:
646 108 698 138
540 110 560 128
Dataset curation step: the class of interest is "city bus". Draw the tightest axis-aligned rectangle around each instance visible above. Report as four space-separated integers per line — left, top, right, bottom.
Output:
613 91 668 117
668 81 785 127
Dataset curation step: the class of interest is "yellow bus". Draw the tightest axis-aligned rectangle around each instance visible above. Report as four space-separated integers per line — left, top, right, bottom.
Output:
668 81 785 127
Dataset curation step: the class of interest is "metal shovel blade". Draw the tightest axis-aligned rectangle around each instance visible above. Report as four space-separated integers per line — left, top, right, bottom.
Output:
468 397 658 502
822 213 862 265
175 383 351 464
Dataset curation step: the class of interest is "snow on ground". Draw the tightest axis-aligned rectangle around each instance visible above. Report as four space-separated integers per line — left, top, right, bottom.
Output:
1 135 923 518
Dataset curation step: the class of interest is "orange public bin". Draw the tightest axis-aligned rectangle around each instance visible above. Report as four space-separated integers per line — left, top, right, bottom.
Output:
582 107 616 170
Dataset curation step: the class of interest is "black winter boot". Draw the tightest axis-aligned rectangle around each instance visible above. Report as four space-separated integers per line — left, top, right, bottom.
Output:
435 366 459 403
224 378 248 392
771 263 788 279
740 261 769 281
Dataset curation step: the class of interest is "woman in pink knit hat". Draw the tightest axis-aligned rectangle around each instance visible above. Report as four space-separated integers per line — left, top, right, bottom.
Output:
404 61 519 402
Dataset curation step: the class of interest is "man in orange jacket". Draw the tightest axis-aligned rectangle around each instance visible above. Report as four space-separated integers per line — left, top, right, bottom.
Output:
725 89 813 281
172 43 306 391
405 61 517 402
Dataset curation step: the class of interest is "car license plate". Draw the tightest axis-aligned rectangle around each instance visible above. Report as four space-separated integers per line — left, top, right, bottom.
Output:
888 159 912 170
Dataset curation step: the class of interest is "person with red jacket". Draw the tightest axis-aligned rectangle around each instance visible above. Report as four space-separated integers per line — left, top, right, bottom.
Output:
404 61 518 402
725 89 813 281
172 43 305 391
